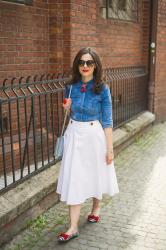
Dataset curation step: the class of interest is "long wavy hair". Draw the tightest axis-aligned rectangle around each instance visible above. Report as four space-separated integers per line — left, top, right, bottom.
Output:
67 47 104 94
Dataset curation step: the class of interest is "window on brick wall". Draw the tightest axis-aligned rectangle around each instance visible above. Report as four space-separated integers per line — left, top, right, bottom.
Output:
100 0 138 22
2 0 32 5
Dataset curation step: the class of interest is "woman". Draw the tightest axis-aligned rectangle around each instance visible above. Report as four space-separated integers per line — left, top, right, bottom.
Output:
56 47 119 242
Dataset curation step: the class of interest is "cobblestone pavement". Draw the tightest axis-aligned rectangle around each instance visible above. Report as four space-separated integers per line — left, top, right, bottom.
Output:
2 122 166 250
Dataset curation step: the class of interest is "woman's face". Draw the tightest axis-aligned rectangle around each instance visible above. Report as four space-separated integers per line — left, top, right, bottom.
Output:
78 53 96 80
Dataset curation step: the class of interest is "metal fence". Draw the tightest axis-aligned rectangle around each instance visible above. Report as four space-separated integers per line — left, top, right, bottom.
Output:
105 66 148 128
0 66 148 193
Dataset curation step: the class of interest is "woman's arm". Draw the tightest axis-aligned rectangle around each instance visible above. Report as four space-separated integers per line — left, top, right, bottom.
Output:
104 127 114 165
62 85 72 110
101 85 114 165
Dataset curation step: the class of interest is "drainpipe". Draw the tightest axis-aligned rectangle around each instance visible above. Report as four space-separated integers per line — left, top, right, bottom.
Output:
148 0 158 114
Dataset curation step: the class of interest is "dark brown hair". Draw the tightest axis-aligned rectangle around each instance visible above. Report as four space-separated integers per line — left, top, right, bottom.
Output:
68 47 104 94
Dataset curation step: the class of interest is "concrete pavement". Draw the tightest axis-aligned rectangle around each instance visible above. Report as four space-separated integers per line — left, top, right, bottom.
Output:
2 122 166 250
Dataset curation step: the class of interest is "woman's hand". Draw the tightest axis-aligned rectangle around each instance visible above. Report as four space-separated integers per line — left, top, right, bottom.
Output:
62 98 72 110
103 127 114 165
106 150 114 165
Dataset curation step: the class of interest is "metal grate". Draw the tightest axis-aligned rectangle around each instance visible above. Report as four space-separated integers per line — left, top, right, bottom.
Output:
100 0 138 22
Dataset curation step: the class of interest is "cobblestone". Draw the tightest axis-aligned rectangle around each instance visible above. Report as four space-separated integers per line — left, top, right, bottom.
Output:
2 122 166 250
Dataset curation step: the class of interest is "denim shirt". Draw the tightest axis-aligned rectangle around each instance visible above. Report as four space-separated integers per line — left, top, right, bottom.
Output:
65 79 113 128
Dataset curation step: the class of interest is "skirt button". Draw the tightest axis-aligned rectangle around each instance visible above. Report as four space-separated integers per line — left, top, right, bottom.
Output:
90 122 93 125
71 120 73 123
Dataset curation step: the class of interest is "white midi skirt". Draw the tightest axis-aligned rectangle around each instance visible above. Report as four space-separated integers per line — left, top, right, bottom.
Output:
56 119 119 205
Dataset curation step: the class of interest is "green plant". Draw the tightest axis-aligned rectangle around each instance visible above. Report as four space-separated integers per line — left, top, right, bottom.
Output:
31 215 47 232
13 244 23 250
135 135 142 144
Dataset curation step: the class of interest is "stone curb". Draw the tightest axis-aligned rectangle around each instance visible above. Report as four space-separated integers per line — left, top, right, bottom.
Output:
0 111 155 246
113 111 155 151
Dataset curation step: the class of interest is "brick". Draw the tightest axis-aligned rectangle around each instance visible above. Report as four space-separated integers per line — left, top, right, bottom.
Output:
0 0 151 81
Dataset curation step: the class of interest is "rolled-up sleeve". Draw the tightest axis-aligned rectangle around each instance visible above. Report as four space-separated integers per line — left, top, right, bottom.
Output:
101 85 113 128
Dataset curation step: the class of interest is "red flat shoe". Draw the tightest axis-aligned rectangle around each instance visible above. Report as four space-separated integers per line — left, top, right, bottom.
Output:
87 214 100 223
58 231 79 242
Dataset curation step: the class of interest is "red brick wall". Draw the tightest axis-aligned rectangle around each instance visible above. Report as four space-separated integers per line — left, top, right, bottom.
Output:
0 0 73 82
48 1 65 74
0 0 50 83
4 0 165 125
69 0 150 69
0 0 151 81
154 0 166 121
142 0 151 67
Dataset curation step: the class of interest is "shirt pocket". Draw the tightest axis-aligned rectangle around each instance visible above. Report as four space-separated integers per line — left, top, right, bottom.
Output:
71 91 81 112
84 95 100 116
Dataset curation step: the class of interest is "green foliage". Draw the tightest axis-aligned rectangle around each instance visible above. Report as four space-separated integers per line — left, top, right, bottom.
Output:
135 134 142 144
13 245 22 250
32 215 47 230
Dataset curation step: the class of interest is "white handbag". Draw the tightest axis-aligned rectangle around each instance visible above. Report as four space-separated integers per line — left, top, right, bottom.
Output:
54 85 72 159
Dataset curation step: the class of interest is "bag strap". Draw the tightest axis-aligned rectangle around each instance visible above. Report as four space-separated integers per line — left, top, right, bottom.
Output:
61 85 72 136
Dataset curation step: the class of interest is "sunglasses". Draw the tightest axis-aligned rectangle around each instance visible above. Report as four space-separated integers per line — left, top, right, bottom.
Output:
78 60 95 67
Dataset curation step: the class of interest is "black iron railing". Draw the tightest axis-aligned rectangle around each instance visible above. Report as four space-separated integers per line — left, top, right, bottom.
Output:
105 66 148 128
0 66 148 193
0 74 67 193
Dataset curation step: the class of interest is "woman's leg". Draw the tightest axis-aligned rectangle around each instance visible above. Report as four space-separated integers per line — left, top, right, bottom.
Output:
65 204 82 234
90 198 100 215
